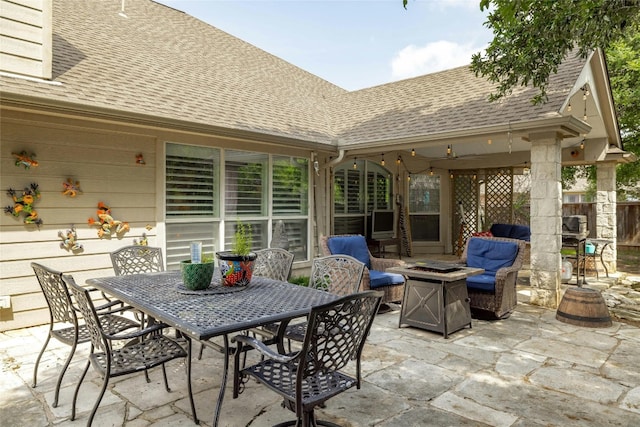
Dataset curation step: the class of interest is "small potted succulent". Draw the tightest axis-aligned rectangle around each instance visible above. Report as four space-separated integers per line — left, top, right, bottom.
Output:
216 221 257 287
181 253 215 291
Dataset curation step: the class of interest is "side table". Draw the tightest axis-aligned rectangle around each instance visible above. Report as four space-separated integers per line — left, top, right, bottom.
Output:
367 237 401 259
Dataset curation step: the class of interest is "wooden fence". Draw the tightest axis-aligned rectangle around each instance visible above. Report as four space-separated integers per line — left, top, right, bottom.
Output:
562 202 640 247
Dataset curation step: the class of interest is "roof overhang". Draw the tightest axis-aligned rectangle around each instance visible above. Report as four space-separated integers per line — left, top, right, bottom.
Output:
0 92 339 154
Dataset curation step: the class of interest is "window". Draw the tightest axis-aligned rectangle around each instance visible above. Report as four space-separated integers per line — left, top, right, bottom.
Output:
165 144 310 268
165 144 220 269
408 174 440 241
333 160 393 236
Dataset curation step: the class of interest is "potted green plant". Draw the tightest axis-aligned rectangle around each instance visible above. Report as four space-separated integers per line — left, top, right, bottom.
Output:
216 221 257 287
181 253 215 291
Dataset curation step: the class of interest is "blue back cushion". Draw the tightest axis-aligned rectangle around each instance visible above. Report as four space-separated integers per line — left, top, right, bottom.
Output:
466 238 518 275
489 223 512 238
327 235 371 269
510 224 531 242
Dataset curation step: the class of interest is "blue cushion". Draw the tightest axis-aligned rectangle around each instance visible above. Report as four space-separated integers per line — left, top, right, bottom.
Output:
466 238 518 275
327 235 371 269
490 223 530 242
466 274 497 292
489 223 512 238
369 270 405 289
509 224 531 242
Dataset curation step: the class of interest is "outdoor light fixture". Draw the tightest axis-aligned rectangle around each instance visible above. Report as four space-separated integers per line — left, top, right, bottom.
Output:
447 145 452 156
380 154 385 166
580 140 585 150
568 103 572 112
411 148 416 157
353 158 357 169
396 155 401 165
429 167 434 176
407 174 411 182
449 170 454 179
488 138 492 145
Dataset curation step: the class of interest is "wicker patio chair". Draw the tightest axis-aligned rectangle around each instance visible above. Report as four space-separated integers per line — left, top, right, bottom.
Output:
459 236 526 319
110 245 164 275
320 234 406 305
30 263 139 408
232 291 383 427
253 248 295 282
64 275 198 426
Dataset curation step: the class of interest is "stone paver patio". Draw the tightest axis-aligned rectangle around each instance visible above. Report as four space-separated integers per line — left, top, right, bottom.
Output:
2 281 640 427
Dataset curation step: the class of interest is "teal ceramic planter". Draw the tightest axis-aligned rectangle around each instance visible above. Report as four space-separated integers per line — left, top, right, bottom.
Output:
180 260 215 290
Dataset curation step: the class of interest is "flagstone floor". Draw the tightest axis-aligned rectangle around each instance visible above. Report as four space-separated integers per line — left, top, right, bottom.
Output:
2 284 640 427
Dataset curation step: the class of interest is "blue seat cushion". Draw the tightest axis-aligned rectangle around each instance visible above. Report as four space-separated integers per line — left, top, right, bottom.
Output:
466 274 498 292
466 238 518 275
327 235 371 269
369 270 405 289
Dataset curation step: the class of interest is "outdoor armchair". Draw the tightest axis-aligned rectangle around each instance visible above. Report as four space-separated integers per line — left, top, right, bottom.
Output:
459 236 526 319
232 291 383 427
30 263 139 409
320 234 406 305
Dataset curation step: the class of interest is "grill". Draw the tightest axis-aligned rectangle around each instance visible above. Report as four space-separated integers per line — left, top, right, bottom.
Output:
562 215 588 241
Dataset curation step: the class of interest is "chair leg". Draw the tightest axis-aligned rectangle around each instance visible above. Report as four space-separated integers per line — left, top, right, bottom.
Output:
52 339 78 407
197 342 205 360
161 363 171 392
87 368 110 427
71 359 91 421
32 331 52 387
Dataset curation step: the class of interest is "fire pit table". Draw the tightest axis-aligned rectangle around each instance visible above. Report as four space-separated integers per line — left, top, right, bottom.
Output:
388 261 483 338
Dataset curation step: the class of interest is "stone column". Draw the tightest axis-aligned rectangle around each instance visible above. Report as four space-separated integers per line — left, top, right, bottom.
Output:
596 162 617 273
529 132 563 308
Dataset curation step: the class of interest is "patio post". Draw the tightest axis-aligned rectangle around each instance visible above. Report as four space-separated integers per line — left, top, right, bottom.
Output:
596 161 617 273
528 131 563 308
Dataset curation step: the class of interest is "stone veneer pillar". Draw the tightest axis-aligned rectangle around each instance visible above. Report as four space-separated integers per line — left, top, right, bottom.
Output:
596 162 617 273
529 132 563 308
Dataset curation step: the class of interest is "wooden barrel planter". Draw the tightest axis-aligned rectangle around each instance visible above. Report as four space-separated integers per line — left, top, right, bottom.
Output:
556 287 612 328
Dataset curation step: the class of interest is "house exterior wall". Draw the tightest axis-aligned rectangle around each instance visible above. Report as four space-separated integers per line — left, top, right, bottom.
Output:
0 108 321 331
0 0 52 80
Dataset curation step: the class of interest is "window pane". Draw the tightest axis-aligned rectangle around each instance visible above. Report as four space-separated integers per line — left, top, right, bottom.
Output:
409 174 440 213
272 219 308 262
225 151 267 216
272 156 308 215
223 220 267 252
165 221 219 270
166 144 219 217
409 174 440 241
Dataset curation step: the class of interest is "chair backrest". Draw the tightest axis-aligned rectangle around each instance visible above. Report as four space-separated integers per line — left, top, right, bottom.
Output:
320 234 371 269
253 248 295 281
31 262 77 325
110 245 164 275
298 291 382 379
460 236 525 273
310 255 365 295
63 275 107 353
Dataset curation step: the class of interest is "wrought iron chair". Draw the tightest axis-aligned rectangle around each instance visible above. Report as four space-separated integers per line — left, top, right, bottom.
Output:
253 248 295 282
64 275 198 426
110 245 164 275
233 291 383 427
30 262 139 408
274 255 366 346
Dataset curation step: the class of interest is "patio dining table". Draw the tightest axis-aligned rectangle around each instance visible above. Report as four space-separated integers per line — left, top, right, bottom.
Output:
86 270 338 426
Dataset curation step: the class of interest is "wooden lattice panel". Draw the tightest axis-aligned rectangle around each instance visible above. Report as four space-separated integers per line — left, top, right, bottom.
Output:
452 171 478 256
484 168 513 227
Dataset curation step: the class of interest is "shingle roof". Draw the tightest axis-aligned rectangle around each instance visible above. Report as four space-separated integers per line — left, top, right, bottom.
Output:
333 54 585 145
0 0 586 148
